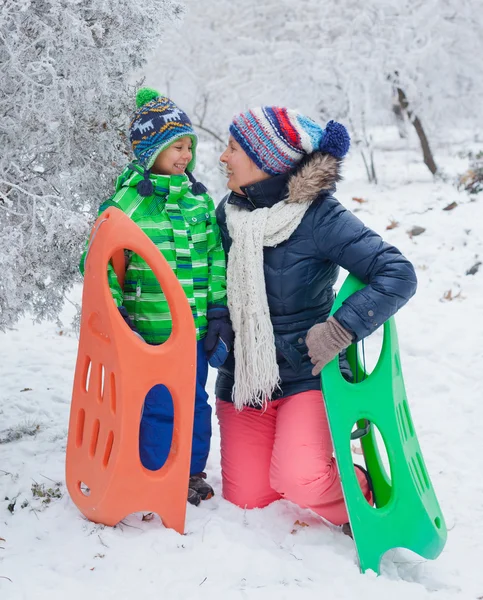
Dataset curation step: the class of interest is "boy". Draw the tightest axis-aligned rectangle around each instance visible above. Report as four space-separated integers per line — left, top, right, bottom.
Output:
81 88 232 505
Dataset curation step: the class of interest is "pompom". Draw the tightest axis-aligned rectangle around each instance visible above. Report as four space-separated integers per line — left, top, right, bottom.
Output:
319 120 351 159
186 171 207 195
136 87 161 108
136 170 154 196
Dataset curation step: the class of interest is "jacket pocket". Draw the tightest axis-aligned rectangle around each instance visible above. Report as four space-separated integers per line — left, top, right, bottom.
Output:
274 335 303 373
188 212 210 255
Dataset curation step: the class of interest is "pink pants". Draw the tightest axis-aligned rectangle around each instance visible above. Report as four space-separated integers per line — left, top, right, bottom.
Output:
216 390 372 526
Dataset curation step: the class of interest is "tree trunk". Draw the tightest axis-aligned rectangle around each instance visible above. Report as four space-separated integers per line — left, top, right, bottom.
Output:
350 111 378 185
396 87 438 175
361 149 378 184
392 101 408 139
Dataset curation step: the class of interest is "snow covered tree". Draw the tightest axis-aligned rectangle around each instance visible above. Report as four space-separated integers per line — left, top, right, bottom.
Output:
0 0 183 330
145 0 483 180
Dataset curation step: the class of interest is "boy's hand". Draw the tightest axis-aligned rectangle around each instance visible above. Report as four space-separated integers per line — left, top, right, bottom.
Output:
205 306 234 367
207 338 230 368
118 306 145 342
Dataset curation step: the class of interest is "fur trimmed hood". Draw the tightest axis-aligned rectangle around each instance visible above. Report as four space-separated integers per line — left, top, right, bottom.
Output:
286 152 343 205
226 152 344 213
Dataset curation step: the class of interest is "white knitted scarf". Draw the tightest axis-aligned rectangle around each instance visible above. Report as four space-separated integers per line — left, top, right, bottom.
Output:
225 199 311 409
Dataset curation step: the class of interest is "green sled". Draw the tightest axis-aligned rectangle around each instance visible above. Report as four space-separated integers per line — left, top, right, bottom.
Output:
321 274 447 574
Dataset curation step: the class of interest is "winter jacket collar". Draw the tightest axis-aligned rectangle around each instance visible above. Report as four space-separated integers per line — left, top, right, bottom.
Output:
116 161 191 199
227 153 343 211
227 173 289 211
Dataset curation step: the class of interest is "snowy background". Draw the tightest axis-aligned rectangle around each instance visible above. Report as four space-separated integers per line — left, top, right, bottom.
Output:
2 133 482 599
2 0 483 598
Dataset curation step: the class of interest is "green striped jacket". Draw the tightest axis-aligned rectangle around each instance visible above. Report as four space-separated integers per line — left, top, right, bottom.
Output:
81 163 227 344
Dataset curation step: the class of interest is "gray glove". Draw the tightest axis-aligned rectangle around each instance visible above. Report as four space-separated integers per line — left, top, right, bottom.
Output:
306 316 353 376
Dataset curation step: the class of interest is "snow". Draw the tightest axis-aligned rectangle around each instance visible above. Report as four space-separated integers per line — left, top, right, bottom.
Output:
1 133 482 599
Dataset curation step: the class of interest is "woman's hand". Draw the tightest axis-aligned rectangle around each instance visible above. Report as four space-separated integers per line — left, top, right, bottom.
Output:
306 316 353 376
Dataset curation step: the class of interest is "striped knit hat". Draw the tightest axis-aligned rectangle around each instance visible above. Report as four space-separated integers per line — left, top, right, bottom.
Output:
229 107 350 175
129 87 197 171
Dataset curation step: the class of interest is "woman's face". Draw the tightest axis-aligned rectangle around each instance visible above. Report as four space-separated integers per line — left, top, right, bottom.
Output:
220 136 270 194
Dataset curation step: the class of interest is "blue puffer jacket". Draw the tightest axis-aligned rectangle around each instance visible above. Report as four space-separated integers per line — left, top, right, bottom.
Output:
215 153 417 404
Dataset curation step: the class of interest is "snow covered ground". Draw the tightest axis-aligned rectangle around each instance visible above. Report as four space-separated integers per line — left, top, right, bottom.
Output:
1 133 482 599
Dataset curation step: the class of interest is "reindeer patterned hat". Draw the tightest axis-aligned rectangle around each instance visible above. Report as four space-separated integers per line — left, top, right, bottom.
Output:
129 87 197 171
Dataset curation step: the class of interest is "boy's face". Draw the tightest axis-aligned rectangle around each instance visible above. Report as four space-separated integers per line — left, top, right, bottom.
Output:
220 136 270 195
151 136 193 175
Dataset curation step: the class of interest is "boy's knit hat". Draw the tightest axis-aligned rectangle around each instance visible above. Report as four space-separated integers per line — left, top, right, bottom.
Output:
129 87 197 171
229 107 350 175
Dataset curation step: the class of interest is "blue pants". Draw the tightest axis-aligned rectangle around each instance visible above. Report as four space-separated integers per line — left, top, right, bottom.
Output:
139 340 211 475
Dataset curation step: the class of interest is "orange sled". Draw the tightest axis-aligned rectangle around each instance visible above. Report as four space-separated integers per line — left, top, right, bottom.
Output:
66 207 196 533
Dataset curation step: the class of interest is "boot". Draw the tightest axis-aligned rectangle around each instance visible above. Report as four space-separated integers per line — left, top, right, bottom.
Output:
341 464 374 537
341 522 353 538
187 487 201 506
187 472 214 506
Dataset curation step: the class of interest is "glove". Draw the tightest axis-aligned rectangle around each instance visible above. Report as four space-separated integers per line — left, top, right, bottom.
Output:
118 306 145 342
306 316 353 376
204 306 234 368
208 337 229 368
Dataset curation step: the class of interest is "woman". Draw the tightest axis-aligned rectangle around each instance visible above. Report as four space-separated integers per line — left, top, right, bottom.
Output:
215 106 417 529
